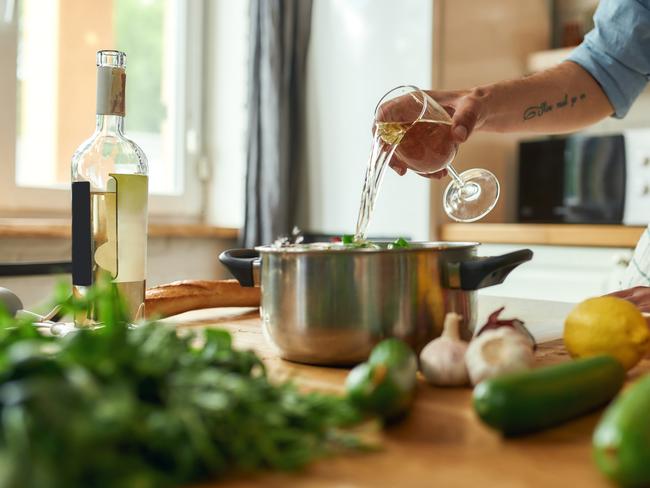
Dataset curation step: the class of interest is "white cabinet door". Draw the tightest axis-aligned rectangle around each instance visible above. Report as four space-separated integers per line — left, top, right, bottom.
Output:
478 243 633 302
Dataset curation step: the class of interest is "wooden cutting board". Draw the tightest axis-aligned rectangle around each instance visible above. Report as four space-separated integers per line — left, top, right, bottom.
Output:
173 307 650 488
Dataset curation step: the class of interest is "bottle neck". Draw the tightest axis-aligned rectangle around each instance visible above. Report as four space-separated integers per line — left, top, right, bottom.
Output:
95 65 126 120
95 114 125 135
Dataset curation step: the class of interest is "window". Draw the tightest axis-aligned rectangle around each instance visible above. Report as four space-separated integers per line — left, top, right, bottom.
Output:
0 0 205 217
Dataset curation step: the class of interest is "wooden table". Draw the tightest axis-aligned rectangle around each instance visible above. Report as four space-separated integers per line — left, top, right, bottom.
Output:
172 306 649 488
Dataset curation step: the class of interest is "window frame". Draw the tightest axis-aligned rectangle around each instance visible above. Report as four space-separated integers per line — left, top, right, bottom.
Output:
0 0 205 219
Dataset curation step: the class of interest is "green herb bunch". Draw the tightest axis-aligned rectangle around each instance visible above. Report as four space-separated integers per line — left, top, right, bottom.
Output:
0 278 363 488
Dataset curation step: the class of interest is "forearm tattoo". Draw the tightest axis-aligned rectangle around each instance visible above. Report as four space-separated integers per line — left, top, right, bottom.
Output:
523 93 587 121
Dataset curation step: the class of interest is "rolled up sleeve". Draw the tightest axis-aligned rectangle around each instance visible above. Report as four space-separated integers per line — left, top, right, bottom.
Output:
567 0 650 118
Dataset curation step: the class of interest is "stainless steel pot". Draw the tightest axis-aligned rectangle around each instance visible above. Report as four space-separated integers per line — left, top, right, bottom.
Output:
219 242 532 365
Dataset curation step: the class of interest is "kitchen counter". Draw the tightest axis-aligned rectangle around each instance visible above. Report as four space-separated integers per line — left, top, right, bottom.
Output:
440 223 646 248
169 296 647 488
0 218 239 239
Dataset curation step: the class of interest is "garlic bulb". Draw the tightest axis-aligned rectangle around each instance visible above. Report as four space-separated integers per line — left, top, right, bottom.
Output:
419 313 469 386
465 327 534 386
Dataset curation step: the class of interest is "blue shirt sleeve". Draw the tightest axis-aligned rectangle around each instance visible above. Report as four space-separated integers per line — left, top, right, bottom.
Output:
567 0 650 118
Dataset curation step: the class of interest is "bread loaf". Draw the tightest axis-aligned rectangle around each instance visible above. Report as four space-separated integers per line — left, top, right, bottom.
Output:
145 279 260 318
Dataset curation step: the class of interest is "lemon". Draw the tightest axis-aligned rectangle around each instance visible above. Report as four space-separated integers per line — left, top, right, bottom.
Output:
564 297 650 371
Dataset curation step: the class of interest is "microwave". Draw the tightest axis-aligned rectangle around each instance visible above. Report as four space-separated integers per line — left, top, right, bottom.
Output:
517 130 650 225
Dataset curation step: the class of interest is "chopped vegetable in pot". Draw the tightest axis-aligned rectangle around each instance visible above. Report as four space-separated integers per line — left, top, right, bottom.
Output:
388 238 410 249
339 235 409 250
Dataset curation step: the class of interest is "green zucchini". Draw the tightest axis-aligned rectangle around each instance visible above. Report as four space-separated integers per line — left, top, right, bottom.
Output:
473 355 625 436
593 373 650 487
346 362 415 419
368 338 418 391
346 339 417 420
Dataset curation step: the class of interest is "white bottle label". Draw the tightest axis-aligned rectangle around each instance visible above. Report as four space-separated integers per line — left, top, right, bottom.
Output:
110 174 148 282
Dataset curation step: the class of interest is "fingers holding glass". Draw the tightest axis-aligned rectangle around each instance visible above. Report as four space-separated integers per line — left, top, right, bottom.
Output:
374 85 499 222
389 159 408 176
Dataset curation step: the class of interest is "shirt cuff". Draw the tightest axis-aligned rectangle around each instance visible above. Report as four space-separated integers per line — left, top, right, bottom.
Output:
567 42 647 119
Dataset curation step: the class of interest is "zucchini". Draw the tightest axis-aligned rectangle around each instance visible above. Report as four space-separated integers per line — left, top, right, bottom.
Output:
593 373 650 487
368 339 418 390
346 362 415 419
473 355 625 436
346 339 417 420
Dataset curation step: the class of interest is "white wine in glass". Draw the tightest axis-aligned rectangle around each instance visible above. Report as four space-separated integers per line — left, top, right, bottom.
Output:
375 85 500 222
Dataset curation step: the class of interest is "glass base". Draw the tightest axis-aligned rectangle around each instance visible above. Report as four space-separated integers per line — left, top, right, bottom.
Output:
443 168 500 222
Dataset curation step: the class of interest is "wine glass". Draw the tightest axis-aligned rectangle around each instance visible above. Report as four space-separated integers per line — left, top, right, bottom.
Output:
374 85 500 222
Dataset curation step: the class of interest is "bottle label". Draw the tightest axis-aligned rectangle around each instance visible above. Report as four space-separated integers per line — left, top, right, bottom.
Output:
71 181 92 286
111 174 148 282
71 175 148 287
96 66 126 116
92 180 118 279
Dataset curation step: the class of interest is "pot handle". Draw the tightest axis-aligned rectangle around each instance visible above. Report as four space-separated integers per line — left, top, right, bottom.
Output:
448 249 533 290
218 249 261 287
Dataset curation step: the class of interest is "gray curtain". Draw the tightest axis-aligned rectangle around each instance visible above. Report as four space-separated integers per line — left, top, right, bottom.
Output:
243 0 313 247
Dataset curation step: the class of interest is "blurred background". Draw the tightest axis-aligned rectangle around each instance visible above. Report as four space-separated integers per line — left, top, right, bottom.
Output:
0 0 648 308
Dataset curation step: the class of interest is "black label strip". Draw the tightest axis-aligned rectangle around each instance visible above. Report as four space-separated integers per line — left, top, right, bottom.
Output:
71 181 92 286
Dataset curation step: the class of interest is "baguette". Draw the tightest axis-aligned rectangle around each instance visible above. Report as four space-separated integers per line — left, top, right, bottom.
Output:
145 279 260 319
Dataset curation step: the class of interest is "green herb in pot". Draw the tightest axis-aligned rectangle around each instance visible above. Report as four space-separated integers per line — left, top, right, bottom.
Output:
388 237 410 249
340 235 379 249
341 234 355 244
340 235 409 249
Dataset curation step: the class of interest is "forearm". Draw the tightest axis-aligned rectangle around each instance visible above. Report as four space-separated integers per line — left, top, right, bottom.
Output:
476 61 614 134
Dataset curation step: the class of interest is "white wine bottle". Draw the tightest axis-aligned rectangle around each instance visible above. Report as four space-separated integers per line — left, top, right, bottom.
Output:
71 50 148 326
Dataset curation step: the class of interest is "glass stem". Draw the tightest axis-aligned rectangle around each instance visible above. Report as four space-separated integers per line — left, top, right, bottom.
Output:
447 165 465 189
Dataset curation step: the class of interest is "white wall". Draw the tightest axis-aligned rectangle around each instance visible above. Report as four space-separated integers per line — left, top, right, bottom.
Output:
299 0 433 240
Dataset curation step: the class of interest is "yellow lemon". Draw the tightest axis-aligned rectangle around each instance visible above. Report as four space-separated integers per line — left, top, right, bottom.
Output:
564 296 650 371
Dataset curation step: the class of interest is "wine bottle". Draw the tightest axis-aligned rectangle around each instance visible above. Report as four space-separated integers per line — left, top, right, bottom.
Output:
71 50 148 326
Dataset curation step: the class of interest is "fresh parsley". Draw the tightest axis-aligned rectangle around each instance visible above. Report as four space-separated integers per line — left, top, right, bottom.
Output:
0 277 367 487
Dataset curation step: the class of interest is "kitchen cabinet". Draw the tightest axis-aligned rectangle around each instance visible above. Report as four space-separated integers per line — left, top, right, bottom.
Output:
432 1 650 227
441 223 645 248
430 0 550 224
439 223 644 302
477 243 632 303
526 46 574 72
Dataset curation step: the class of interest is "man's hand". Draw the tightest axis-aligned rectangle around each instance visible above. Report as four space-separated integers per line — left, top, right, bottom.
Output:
427 88 489 143
607 287 650 322
382 89 483 177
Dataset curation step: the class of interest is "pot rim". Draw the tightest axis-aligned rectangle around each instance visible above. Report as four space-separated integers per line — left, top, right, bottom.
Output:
255 241 480 255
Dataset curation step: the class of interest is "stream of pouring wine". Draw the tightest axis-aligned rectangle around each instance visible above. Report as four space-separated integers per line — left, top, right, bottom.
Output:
354 132 398 241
